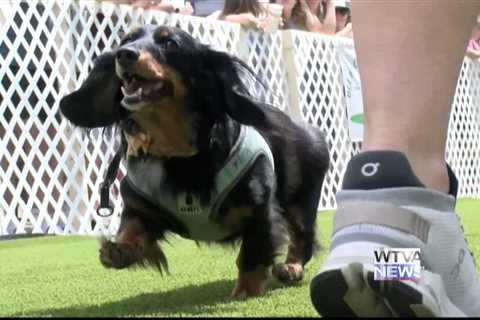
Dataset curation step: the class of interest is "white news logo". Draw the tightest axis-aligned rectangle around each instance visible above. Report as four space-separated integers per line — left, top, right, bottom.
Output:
374 248 422 281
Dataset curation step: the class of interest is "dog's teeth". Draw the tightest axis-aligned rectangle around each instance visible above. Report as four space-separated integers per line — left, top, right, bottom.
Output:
121 86 140 98
136 87 143 97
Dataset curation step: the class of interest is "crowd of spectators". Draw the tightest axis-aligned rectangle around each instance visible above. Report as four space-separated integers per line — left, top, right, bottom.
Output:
101 0 353 37
99 1 480 58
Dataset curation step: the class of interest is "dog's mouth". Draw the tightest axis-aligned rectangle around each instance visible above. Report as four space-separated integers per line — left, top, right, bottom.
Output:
120 73 174 111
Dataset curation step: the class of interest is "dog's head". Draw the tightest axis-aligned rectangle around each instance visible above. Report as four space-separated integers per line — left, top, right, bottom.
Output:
60 25 267 157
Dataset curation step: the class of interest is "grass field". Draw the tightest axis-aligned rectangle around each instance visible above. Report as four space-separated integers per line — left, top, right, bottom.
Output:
1 199 479 317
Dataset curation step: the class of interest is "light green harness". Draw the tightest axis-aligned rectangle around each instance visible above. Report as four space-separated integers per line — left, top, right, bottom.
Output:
125 125 275 241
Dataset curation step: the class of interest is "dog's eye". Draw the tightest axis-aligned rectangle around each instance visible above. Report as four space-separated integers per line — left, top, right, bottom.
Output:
159 38 178 50
120 35 135 46
121 31 143 46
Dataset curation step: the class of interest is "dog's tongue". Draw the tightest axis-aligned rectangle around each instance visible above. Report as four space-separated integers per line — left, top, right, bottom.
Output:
120 77 171 111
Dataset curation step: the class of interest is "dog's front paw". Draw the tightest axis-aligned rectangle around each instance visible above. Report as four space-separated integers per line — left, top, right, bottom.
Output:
272 263 304 285
231 268 269 299
99 239 143 269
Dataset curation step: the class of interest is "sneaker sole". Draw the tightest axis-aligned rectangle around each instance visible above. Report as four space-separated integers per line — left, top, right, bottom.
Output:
310 262 464 317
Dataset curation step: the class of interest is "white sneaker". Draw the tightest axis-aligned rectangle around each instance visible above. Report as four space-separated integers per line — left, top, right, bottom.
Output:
310 151 480 317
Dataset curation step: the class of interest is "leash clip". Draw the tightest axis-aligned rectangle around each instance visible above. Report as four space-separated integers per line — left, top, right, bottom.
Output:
96 143 125 218
97 182 114 217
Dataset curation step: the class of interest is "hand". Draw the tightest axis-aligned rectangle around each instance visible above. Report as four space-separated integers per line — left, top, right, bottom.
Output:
278 0 296 10
336 22 353 38
298 0 322 31
276 0 295 19
257 15 282 33
130 0 154 9
241 13 263 30
179 1 194 15
298 0 309 11
466 48 480 59
223 12 265 31
131 0 178 13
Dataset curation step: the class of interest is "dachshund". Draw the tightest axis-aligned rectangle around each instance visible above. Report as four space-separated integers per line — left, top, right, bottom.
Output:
59 25 330 298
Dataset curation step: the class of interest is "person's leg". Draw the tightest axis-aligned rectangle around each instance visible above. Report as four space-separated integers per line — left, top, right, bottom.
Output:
310 0 480 317
354 0 480 193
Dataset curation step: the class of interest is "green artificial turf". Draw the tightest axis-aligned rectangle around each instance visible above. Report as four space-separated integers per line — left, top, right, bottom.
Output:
1 199 479 317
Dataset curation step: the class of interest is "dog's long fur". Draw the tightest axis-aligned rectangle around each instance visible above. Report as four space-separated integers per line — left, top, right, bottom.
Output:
60 25 329 297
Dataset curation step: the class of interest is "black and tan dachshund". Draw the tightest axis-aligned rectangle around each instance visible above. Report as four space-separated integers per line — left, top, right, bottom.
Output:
60 25 329 298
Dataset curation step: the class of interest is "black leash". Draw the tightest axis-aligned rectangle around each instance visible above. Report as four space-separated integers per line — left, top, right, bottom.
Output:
97 141 126 217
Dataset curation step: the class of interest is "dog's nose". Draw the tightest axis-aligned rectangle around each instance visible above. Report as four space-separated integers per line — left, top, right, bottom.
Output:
116 47 140 67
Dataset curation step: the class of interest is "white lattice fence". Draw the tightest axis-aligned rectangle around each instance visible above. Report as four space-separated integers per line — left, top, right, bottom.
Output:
1 1 479 236
446 59 480 198
243 30 290 112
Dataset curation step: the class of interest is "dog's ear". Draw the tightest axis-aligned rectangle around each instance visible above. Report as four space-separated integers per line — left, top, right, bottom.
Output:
224 84 267 127
59 51 125 128
203 49 267 127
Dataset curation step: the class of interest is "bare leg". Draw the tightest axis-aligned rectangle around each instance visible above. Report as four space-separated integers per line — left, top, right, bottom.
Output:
352 0 480 192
